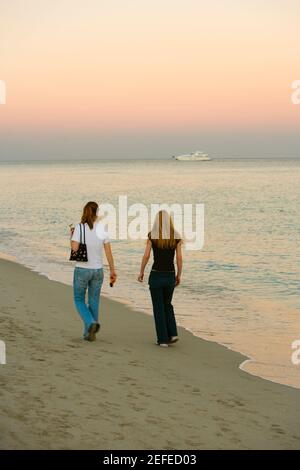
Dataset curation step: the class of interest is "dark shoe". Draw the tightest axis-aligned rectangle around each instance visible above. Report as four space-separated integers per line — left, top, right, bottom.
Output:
87 323 97 342
95 323 101 333
169 336 179 344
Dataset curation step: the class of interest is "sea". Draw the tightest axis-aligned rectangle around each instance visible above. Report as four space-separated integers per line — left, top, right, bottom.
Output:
0 158 299 389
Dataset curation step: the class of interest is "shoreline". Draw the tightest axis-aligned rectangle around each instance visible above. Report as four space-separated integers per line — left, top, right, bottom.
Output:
1 252 298 391
0 257 300 449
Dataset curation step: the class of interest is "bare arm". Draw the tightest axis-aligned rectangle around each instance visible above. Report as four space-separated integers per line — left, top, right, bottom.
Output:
70 226 79 251
104 242 117 284
175 241 183 286
138 239 152 282
71 240 79 251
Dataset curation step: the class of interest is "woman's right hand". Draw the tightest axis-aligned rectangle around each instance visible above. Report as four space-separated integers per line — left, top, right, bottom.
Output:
138 273 144 282
110 271 117 285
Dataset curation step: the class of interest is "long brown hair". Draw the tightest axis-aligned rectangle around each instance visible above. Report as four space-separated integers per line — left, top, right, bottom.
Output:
81 201 98 229
149 210 181 249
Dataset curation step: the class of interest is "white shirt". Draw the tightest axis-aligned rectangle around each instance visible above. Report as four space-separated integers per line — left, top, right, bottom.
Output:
71 221 110 269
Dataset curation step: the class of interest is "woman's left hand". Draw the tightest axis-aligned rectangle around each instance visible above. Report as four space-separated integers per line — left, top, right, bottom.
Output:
175 275 181 287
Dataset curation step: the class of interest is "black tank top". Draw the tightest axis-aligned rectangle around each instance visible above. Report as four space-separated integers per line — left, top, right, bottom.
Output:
150 239 180 272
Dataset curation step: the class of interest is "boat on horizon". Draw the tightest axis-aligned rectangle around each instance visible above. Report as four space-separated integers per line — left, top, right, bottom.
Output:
173 151 211 161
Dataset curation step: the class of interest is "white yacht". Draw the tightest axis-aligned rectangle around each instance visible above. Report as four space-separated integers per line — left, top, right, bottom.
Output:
173 150 211 161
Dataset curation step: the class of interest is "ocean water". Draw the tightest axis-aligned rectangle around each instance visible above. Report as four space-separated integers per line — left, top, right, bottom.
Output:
0 158 299 389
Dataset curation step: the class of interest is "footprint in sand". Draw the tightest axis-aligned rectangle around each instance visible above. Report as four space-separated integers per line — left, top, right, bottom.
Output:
271 424 286 435
132 406 144 412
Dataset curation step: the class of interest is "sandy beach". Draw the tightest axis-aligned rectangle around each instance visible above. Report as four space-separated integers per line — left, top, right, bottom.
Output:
0 258 299 450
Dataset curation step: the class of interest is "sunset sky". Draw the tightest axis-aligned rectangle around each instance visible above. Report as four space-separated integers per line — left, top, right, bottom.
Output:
0 0 300 159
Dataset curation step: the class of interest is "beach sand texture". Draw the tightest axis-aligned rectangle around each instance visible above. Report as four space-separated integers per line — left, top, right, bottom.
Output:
0 259 299 450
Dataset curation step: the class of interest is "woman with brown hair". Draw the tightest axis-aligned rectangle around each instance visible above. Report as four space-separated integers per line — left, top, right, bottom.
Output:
70 201 117 341
138 210 183 347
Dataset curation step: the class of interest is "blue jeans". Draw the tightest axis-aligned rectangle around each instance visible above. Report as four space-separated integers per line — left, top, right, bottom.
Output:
148 271 178 344
73 267 104 337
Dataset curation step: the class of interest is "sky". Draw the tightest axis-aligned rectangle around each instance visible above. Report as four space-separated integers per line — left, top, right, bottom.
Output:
0 0 300 160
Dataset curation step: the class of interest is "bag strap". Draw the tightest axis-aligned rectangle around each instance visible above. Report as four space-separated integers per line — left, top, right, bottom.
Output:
82 223 86 244
78 223 86 244
79 224 82 244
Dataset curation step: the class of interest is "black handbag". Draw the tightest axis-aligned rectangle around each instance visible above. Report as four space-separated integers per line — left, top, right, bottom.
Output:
69 223 88 262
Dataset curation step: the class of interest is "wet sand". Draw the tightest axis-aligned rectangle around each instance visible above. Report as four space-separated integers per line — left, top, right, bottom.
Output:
0 258 299 449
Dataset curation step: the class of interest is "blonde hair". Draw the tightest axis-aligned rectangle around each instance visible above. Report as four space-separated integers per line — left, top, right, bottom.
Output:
149 210 181 249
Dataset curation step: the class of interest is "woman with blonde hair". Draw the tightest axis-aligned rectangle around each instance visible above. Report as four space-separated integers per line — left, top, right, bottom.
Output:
138 210 182 347
70 201 117 341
